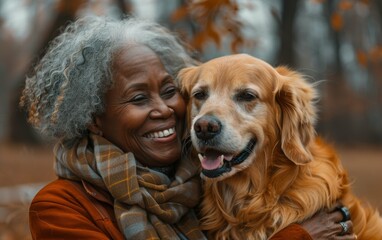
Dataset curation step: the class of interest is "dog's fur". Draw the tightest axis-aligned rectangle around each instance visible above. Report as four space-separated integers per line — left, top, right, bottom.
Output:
179 54 382 240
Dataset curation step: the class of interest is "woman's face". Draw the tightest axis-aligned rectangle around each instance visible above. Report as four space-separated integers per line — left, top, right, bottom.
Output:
95 44 186 167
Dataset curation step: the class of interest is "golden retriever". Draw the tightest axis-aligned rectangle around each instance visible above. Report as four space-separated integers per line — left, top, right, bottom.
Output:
178 54 382 240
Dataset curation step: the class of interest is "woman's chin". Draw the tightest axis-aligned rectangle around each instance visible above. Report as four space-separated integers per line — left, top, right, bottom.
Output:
136 147 182 168
152 154 181 167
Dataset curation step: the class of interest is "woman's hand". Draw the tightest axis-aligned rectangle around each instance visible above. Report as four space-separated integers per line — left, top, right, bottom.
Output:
300 204 357 240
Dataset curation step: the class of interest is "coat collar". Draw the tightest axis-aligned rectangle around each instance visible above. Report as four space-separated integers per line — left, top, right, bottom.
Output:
81 180 113 206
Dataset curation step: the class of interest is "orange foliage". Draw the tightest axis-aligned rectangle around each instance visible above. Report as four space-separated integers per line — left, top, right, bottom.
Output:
338 0 353 10
356 46 382 67
369 46 382 63
171 0 243 52
311 0 326 4
171 5 189 22
356 50 368 67
56 0 87 14
331 12 343 31
172 0 378 70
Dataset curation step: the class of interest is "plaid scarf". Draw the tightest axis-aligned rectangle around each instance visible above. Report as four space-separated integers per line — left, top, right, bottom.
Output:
54 134 206 240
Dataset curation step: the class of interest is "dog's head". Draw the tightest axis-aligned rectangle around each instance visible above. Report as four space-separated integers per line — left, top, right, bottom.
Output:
179 54 317 181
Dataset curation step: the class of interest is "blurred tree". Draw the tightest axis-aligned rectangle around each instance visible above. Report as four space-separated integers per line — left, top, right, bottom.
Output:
6 0 132 144
277 0 300 67
8 0 86 144
317 0 382 144
1 0 381 145
325 0 343 72
171 0 382 145
33 0 86 65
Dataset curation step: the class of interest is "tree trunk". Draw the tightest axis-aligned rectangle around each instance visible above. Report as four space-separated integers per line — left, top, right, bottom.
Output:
277 0 300 67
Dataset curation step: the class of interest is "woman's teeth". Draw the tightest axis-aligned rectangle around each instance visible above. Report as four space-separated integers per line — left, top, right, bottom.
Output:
146 127 175 138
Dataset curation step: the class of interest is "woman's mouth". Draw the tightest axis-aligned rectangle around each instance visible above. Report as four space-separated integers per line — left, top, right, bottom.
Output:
144 127 175 139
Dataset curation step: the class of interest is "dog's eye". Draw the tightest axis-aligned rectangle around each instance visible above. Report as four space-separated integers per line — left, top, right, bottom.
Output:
236 90 257 102
193 90 208 100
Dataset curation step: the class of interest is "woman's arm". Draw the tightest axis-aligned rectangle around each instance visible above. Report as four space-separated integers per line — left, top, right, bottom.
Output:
29 179 123 240
271 206 357 240
271 223 313 240
30 201 111 240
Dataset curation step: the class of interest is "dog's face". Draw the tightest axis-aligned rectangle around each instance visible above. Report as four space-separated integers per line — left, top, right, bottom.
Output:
179 54 317 181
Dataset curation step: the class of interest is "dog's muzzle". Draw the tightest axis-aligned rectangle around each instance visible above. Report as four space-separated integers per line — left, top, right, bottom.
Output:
201 138 256 178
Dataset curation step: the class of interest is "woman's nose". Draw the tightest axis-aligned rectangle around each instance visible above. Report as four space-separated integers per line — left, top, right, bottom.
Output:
149 98 174 119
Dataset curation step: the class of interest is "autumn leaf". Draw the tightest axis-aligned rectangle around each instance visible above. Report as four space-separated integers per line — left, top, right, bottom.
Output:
369 46 382 62
192 32 207 51
338 0 353 10
171 5 189 22
56 0 87 14
311 0 326 4
356 50 368 67
231 37 243 53
206 23 221 47
170 0 244 53
331 12 343 31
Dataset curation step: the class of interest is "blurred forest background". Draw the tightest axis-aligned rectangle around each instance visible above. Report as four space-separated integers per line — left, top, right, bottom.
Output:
0 0 381 239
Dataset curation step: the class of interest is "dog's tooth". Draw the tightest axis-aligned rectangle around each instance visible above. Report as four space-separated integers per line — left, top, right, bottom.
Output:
219 155 224 167
198 154 204 162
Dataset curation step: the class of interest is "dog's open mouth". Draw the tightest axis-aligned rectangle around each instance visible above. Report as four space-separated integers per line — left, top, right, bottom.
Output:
198 139 256 178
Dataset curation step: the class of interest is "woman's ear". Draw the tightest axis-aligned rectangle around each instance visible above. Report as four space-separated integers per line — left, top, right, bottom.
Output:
88 117 103 136
275 66 317 165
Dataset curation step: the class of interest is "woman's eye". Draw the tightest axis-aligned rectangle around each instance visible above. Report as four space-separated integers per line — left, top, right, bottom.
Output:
236 90 257 102
129 94 147 103
193 90 207 100
162 87 177 99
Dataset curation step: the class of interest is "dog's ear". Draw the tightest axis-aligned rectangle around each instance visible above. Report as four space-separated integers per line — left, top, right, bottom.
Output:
275 66 317 165
177 66 199 141
177 66 199 98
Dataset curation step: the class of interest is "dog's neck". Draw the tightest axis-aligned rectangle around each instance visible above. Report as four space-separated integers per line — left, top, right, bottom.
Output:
200 140 347 239
200 149 285 237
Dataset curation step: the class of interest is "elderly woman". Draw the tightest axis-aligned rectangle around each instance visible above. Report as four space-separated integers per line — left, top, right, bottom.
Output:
21 16 355 239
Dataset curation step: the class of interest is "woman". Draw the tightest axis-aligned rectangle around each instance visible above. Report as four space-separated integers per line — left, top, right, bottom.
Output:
21 16 356 239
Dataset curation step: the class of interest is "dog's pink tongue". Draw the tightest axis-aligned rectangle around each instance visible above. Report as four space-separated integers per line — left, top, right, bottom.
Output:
198 150 223 170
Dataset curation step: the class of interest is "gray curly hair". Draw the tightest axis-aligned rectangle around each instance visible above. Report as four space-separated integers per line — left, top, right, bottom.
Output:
20 15 197 141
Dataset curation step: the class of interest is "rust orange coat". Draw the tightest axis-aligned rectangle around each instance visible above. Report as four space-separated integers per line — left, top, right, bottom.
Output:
29 179 312 239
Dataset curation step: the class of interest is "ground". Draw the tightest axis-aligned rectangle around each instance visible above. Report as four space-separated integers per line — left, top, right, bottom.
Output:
0 142 381 239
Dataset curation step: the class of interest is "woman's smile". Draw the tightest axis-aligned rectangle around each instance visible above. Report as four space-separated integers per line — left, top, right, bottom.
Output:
144 127 176 139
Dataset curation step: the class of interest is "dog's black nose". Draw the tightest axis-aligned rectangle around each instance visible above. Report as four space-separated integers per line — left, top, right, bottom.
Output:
194 115 221 140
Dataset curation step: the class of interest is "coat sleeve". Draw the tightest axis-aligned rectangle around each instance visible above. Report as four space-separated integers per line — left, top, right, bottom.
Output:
29 180 117 240
270 224 313 240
